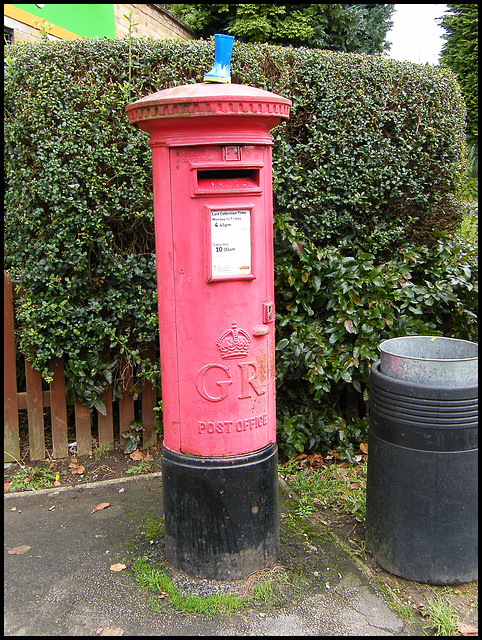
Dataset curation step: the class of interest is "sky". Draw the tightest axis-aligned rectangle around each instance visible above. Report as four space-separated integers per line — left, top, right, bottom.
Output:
385 4 449 65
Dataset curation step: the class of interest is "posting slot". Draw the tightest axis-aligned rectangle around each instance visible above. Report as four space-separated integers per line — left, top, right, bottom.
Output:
196 168 260 193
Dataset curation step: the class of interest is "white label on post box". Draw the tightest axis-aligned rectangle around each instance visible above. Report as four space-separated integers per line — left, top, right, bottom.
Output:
210 209 251 277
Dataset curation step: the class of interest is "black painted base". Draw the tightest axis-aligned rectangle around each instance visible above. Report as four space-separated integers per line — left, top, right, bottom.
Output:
161 443 279 580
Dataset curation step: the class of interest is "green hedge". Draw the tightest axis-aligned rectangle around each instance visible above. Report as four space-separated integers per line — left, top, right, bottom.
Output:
274 232 477 456
4 38 477 456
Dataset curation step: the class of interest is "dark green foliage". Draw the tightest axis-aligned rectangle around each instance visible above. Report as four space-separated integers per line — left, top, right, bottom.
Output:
167 3 394 52
274 230 478 457
439 4 478 145
272 48 468 244
4 38 476 456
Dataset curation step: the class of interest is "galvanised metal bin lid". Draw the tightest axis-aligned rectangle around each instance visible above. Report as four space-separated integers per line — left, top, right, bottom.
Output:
379 336 478 386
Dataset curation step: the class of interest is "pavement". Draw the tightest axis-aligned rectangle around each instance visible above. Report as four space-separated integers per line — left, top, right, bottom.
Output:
4 473 423 636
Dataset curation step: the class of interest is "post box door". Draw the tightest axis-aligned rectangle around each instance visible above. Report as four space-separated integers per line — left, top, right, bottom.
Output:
161 144 276 457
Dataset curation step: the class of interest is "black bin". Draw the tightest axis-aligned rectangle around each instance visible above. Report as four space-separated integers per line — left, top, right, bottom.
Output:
366 336 478 585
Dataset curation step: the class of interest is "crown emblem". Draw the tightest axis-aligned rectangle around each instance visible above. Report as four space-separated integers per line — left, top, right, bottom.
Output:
217 322 251 359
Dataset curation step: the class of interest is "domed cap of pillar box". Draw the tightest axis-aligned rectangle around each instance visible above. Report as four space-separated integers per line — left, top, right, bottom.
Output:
126 83 291 145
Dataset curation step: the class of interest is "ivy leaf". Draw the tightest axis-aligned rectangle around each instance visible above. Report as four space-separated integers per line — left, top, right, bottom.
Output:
124 439 138 454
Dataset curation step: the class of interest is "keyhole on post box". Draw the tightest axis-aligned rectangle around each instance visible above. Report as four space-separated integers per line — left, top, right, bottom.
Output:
225 145 240 161
263 302 275 323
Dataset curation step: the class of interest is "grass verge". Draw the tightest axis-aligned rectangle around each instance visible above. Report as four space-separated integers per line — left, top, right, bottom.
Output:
132 557 247 616
422 591 460 636
279 459 367 521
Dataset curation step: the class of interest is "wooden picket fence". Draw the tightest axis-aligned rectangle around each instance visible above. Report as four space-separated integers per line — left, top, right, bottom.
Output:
4 272 159 463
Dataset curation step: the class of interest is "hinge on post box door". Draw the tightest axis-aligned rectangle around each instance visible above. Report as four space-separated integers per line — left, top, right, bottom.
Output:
263 302 275 323
225 145 240 161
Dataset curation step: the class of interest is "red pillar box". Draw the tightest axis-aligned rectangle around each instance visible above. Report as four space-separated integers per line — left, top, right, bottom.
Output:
127 82 290 579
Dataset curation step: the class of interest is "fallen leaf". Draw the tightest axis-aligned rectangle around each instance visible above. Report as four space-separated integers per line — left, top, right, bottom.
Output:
359 442 368 454
91 502 111 514
458 623 478 636
70 464 85 475
7 545 31 555
129 449 144 461
96 627 125 636
144 453 154 462
335 467 349 481
4 481 12 493
308 452 323 468
53 481 61 487
156 592 169 599
109 563 127 572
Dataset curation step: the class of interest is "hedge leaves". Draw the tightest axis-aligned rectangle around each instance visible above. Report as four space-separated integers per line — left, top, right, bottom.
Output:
4 38 476 457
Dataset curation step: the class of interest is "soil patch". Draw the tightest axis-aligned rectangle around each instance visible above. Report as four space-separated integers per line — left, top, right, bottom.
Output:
4 438 162 492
